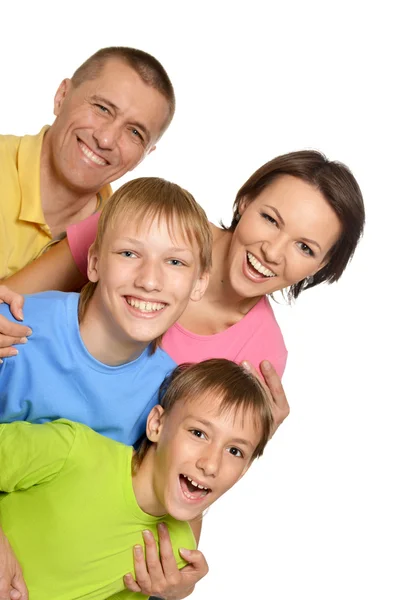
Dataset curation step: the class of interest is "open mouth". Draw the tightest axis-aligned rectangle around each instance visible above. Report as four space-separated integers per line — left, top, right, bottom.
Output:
125 296 166 314
179 474 211 501
246 252 276 279
78 139 108 166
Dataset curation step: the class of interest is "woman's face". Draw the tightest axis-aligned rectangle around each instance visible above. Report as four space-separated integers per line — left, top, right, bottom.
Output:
227 175 342 298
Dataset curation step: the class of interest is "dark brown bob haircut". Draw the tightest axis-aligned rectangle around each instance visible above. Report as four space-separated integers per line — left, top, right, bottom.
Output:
226 150 365 300
134 358 274 471
71 46 175 137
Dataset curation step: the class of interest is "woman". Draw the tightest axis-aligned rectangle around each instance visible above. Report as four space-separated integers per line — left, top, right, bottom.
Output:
0 150 365 381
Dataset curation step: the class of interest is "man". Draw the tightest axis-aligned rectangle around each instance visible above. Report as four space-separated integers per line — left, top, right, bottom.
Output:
0 46 174 280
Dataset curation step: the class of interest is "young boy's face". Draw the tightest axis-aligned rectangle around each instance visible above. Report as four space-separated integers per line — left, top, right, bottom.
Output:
87 214 208 348
147 394 262 521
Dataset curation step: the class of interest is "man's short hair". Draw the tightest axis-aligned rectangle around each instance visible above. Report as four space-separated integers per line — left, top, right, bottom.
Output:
71 46 175 136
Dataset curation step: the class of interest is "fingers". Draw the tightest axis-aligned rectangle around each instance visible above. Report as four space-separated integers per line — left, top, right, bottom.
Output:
11 572 28 600
179 548 209 580
158 522 180 579
259 360 289 412
133 530 165 595
123 573 141 593
0 315 32 342
0 286 25 320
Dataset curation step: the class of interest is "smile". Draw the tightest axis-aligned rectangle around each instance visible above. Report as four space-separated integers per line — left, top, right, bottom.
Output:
78 140 108 166
179 474 211 501
247 252 276 278
125 297 166 313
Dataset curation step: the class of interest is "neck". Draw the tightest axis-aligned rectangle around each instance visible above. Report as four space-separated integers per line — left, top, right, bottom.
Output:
40 129 99 237
206 224 262 315
79 293 147 366
132 447 166 517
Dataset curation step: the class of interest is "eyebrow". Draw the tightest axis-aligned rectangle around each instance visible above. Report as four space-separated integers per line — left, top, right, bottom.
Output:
118 237 194 254
91 95 151 143
264 204 322 252
191 417 254 449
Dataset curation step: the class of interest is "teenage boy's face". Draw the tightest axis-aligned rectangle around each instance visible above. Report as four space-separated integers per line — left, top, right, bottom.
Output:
87 216 208 350
147 395 262 521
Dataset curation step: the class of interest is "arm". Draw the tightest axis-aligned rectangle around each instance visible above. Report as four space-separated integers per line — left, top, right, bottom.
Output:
3 238 87 295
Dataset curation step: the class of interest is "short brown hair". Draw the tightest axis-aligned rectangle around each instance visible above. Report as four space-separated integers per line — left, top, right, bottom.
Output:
226 150 365 300
71 46 175 136
134 358 274 470
78 177 212 347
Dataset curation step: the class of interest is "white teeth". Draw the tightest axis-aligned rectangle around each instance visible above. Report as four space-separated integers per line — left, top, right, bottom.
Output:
247 252 276 277
126 298 165 312
79 141 107 166
184 474 208 491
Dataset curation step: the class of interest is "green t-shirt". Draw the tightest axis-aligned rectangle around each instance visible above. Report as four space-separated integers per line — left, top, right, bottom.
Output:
0 419 196 600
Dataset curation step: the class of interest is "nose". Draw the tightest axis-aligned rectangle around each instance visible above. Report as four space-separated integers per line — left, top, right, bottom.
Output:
92 122 119 151
196 444 222 478
261 232 286 265
134 258 164 293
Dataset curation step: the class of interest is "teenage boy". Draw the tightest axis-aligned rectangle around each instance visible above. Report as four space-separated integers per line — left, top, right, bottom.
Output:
0 358 274 600
0 46 174 281
0 177 211 600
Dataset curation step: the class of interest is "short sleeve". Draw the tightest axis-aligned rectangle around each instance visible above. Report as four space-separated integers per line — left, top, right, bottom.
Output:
67 212 101 276
0 419 77 491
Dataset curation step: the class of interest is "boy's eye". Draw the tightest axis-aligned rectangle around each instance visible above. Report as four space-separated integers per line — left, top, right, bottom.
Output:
119 251 137 258
297 242 314 256
227 446 243 458
190 429 205 439
167 259 184 267
261 212 277 226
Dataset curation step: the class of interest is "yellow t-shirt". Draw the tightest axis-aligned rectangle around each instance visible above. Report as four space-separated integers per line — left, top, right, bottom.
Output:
0 127 111 279
0 419 196 600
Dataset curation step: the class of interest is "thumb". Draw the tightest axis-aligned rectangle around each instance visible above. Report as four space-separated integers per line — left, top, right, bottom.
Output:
11 572 29 600
179 548 208 573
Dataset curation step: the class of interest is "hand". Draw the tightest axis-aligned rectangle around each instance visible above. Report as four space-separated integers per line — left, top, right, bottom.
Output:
241 359 290 437
0 528 29 600
0 285 31 360
123 523 208 600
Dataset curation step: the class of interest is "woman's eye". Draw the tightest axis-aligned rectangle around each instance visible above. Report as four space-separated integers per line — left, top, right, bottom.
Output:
227 446 243 458
190 429 205 439
297 242 314 256
261 212 277 226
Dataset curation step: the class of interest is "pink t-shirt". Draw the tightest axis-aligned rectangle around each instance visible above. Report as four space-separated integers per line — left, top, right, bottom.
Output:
67 217 288 377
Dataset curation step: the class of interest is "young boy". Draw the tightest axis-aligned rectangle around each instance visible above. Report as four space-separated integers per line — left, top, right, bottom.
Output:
0 177 211 446
0 358 274 600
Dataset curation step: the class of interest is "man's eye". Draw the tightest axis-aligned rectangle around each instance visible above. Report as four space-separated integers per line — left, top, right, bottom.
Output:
95 104 109 114
227 446 243 458
261 212 277 226
131 128 144 141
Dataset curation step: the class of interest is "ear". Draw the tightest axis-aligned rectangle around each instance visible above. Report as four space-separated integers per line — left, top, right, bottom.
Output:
189 271 209 303
148 145 156 155
53 78 72 116
238 195 250 216
87 244 100 283
146 405 165 442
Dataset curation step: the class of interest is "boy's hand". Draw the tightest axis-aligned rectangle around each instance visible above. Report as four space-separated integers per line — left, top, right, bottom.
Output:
0 285 31 360
124 523 208 599
0 528 29 600
241 359 290 437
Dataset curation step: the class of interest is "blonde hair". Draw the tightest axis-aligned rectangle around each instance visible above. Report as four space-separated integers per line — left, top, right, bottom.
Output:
78 177 212 347
134 358 274 471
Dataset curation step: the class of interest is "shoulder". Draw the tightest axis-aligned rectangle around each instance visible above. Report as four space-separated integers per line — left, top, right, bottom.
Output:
0 291 78 328
0 133 22 158
148 346 177 371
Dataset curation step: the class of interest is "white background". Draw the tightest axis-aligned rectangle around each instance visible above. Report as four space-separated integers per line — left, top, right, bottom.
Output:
1 1 398 598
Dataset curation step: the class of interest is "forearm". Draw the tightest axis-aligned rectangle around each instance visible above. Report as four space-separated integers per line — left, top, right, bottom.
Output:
4 238 87 294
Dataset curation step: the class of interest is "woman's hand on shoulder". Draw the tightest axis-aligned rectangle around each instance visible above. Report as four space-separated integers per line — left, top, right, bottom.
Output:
0 285 31 360
241 359 290 437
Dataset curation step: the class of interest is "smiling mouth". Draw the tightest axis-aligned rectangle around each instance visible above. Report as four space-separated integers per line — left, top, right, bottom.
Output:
78 139 108 166
179 474 211 501
247 252 276 278
125 296 166 313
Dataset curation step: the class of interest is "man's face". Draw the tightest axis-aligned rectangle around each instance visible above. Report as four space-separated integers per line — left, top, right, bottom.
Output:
147 395 261 522
47 59 171 194
87 215 208 354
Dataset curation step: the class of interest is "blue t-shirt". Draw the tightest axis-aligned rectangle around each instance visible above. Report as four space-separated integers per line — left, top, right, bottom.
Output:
0 292 176 445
